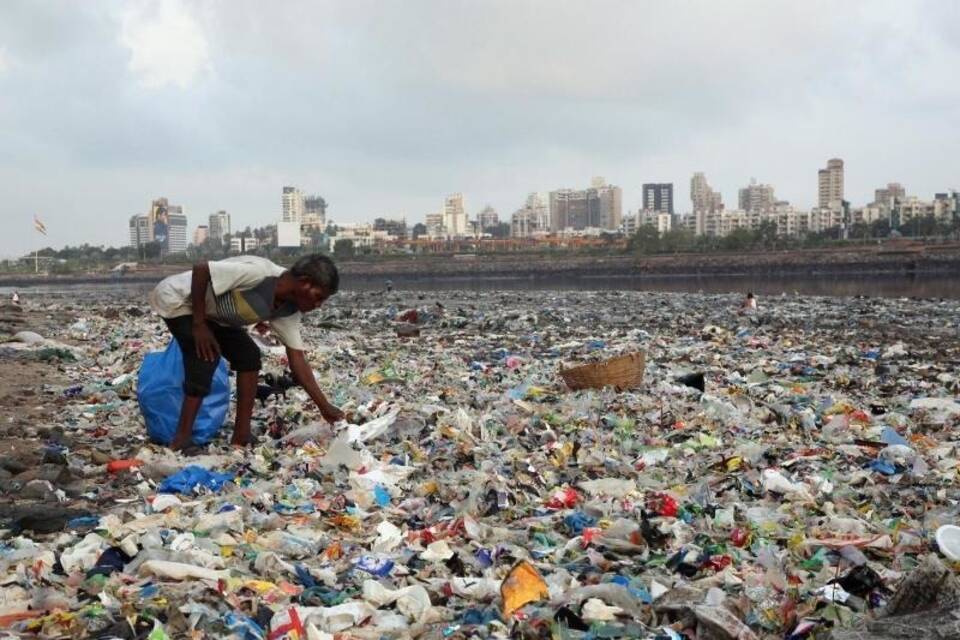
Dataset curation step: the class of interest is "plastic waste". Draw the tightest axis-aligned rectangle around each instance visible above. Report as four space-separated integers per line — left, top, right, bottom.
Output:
936 525 960 562
8 288 960 640
157 465 234 494
501 561 549 617
138 560 228 581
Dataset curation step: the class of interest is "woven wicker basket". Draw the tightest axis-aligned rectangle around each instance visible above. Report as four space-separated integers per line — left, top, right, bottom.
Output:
560 352 646 391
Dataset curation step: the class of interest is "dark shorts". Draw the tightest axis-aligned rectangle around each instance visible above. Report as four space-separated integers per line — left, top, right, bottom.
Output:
164 316 262 397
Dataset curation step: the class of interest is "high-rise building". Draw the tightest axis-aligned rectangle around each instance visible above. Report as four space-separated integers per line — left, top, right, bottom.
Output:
373 217 408 239
167 211 188 254
303 195 327 228
128 215 150 247
690 172 723 213
230 235 259 254
642 183 674 214
872 183 906 210
425 213 444 238
443 193 468 237
130 198 185 254
549 190 582 231
549 180 622 231
596 181 622 230
511 193 550 237
738 180 777 212
193 225 209 246
282 186 304 223
208 210 231 246
477 205 500 230
818 158 844 209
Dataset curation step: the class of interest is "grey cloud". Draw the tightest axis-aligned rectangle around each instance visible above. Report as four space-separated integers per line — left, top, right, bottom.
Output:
0 0 959 256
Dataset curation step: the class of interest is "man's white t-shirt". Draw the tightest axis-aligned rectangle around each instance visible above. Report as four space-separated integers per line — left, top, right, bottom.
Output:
149 256 305 350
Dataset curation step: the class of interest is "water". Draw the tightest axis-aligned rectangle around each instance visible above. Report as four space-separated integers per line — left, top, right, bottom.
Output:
1 272 958 299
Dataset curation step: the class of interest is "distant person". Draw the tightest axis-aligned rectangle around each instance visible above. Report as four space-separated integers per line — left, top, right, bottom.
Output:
149 254 344 450
385 279 393 293
740 292 758 313
11 291 20 307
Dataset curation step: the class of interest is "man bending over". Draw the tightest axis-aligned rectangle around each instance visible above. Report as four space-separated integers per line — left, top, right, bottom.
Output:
149 254 344 450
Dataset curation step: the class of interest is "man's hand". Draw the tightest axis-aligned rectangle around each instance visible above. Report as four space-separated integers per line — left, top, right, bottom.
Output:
320 402 345 424
287 347 342 423
193 322 221 361
254 322 270 336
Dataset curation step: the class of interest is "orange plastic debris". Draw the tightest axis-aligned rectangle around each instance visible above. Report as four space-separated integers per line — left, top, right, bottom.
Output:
107 459 144 473
501 560 549 617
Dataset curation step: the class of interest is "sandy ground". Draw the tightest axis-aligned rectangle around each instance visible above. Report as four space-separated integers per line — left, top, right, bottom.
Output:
0 304 81 493
0 304 89 515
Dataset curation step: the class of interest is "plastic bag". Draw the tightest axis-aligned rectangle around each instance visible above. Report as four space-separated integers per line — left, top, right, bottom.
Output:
138 339 230 446
501 560 549 617
158 466 235 495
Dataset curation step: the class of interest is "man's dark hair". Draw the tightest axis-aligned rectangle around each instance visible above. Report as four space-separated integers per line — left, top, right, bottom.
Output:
291 254 339 294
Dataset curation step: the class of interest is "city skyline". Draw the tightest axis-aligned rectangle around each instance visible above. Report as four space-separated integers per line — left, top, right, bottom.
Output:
151 161 958 250
2 2 959 256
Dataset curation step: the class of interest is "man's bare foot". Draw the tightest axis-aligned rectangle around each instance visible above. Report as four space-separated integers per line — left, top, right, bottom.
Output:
170 434 192 451
230 435 254 448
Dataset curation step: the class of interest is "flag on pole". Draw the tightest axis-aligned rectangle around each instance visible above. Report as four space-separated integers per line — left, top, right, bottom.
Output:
34 215 47 235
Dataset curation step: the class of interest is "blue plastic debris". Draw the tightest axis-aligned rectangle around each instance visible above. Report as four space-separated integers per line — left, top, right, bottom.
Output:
223 612 265 640
868 458 897 475
563 511 597 535
294 564 317 588
354 555 394 576
66 516 100 531
475 548 493 568
461 608 501 625
158 465 234 495
374 484 391 507
880 426 909 446
609 575 653 603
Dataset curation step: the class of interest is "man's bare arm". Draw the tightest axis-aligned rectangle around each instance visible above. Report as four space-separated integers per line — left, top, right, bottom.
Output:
191 261 220 361
287 347 344 423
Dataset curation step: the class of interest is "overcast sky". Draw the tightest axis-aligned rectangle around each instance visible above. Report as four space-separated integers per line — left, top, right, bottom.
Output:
1 0 958 256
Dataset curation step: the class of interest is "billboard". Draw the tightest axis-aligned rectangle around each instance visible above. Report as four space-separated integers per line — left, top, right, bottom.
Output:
277 221 302 248
153 205 169 250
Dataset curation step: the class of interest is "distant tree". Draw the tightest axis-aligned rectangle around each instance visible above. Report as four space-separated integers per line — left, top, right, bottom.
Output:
308 227 328 250
631 224 660 255
720 227 755 252
411 223 427 239
849 222 870 243
142 241 162 259
324 223 338 237
905 214 940 238
487 222 511 239
659 228 696 253
333 238 355 258
757 220 779 250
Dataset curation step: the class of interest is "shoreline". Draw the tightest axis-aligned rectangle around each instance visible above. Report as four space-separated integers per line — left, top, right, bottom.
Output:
2 245 959 288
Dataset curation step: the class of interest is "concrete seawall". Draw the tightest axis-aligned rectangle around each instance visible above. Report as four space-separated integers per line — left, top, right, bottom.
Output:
2 245 959 288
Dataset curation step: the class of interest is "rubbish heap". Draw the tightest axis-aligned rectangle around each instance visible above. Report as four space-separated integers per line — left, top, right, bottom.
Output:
1 288 960 639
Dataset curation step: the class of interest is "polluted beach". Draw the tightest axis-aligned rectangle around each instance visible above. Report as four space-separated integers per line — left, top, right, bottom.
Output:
1 286 960 639
5 3 960 636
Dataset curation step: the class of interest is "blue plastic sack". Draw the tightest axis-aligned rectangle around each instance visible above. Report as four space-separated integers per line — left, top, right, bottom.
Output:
138 339 230 446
